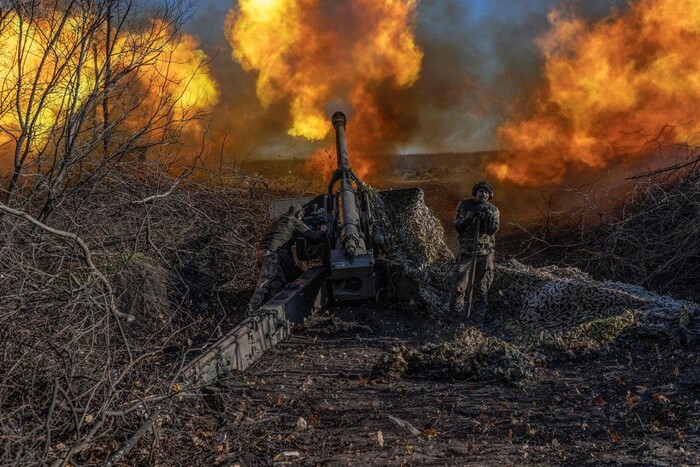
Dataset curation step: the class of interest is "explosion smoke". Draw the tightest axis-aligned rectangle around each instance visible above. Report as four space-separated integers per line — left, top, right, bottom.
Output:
225 0 423 175
489 0 700 186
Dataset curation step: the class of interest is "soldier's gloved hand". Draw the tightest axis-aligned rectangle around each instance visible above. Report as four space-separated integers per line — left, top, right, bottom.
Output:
478 205 492 219
455 216 468 232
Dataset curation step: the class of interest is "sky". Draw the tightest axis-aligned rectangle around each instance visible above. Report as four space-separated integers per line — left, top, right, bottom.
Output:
180 0 630 159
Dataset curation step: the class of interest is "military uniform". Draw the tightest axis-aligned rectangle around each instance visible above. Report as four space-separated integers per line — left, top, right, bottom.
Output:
450 183 500 323
248 205 324 312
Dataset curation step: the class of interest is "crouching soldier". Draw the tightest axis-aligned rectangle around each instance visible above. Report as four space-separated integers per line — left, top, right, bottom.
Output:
449 181 499 324
248 204 325 313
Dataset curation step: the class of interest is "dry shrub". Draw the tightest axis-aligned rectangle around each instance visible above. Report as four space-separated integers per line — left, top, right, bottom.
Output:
109 253 172 323
513 149 700 302
591 166 700 300
0 161 275 465
0 220 142 464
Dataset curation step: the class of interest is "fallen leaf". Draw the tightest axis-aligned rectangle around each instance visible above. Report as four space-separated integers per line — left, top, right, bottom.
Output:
359 375 368 386
677 431 685 441
507 429 513 444
593 395 606 405
308 413 321 424
406 444 414 455
191 435 206 448
673 367 680 377
171 383 182 394
652 393 670 404
276 395 285 407
387 415 421 436
424 427 438 439
377 431 384 447
295 417 308 431
301 376 313 391
606 429 621 442
612 375 626 386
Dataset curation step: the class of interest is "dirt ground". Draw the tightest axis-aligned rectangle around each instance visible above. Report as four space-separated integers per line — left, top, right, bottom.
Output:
180 304 700 466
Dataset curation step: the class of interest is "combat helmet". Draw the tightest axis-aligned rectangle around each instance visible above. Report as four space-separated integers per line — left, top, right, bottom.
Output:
472 181 494 199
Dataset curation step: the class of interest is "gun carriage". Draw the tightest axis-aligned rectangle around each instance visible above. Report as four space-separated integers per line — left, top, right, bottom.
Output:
185 112 419 385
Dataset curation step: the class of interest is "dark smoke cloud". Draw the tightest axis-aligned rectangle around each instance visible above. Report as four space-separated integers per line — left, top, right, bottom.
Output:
402 0 629 153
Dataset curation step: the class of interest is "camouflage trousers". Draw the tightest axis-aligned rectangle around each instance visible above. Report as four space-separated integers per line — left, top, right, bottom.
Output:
248 250 286 312
449 252 494 322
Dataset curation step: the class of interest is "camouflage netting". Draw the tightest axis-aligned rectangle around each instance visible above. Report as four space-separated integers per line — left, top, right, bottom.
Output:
490 259 700 339
108 253 173 325
373 326 540 382
367 192 699 382
367 187 454 313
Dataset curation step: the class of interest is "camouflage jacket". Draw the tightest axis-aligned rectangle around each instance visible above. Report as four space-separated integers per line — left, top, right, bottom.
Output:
454 199 499 256
260 214 309 252
260 213 322 253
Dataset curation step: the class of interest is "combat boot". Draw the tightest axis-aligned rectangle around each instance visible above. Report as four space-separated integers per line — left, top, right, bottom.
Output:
470 296 488 327
449 298 464 315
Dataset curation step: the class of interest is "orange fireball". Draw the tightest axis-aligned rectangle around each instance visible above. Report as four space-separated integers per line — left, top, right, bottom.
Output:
490 0 700 185
227 0 423 177
0 10 218 163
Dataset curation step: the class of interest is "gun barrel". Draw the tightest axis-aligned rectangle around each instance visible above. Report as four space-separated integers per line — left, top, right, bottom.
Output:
330 111 365 258
332 111 350 170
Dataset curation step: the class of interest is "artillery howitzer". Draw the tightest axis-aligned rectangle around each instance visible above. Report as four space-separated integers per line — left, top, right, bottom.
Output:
184 112 421 385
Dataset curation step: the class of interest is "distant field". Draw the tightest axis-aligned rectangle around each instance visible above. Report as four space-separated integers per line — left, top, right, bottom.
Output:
237 151 489 181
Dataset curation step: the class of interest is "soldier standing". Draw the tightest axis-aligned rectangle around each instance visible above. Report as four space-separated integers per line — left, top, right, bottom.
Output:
248 204 324 313
449 181 500 324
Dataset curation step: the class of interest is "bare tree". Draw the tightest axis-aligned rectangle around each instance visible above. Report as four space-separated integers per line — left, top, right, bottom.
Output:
0 0 215 222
